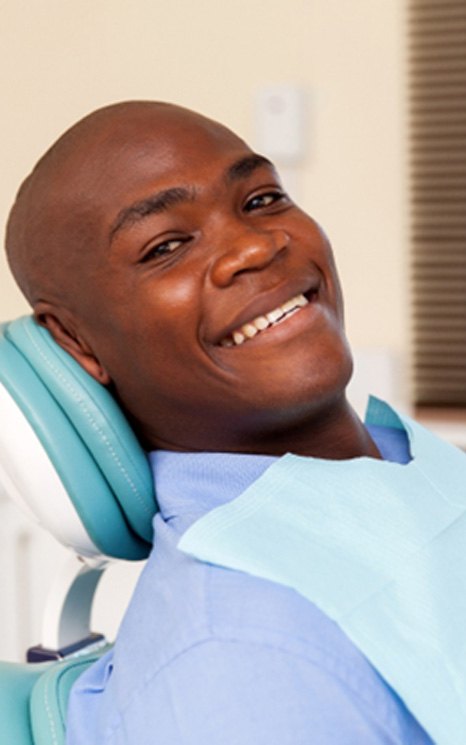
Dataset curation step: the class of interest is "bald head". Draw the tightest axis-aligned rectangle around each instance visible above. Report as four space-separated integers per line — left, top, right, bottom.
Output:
3 99 358 457
5 100 239 309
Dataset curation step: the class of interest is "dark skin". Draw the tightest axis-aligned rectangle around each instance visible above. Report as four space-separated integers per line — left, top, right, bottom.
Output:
6 102 381 460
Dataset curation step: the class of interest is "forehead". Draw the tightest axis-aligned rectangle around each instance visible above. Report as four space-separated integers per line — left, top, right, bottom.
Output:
12 106 262 309
69 109 253 213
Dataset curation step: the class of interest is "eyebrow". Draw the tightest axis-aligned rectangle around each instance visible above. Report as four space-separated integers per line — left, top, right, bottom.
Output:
226 154 274 183
110 186 195 243
109 154 274 243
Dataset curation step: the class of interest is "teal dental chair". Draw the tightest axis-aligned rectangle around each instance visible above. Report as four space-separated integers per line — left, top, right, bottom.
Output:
0 316 158 744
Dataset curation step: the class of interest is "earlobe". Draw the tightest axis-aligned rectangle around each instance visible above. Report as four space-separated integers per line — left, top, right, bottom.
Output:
33 306 111 386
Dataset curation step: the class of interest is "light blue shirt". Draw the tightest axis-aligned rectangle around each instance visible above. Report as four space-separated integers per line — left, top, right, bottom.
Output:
66 423 432 744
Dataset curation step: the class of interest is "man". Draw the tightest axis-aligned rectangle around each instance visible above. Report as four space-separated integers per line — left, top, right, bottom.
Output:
5 102 433 743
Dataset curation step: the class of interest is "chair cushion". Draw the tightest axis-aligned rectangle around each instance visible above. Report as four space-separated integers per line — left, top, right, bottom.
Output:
6 317 156 544
0 646 111 745
0 318 156 560
0 661 50 745
30 646 112 745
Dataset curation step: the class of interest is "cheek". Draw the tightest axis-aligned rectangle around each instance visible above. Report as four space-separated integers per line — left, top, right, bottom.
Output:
109 288 202 392
315 239 345 322
292 216 344 306
329 263 345 322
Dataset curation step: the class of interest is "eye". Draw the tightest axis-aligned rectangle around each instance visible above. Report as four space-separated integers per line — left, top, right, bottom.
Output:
244 190 288 213
140 237 187 263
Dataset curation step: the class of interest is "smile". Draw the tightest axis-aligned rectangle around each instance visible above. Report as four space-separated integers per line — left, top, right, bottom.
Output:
219 293 312 347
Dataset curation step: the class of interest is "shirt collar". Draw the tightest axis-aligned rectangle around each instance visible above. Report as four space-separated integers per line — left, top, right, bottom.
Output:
150 397 410 523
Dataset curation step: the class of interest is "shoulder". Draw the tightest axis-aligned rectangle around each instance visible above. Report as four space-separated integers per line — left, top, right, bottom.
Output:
114 515 369 681
102 635 430 745
68 519 431 745
103 530 425 744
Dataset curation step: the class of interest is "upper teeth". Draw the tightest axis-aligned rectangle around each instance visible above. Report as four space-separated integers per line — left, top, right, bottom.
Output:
221 293 309 347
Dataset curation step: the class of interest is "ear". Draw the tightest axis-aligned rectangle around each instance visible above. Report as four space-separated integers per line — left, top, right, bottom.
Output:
34 303 111 386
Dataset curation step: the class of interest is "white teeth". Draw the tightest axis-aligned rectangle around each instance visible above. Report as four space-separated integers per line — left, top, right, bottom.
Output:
281 298 298 314
253 316 269 331
222 292 311 348
242 323 259 339
266 308 284 323
232 331 246 345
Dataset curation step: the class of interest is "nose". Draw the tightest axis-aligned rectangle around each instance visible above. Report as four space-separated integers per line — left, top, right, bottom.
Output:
209 227 289 288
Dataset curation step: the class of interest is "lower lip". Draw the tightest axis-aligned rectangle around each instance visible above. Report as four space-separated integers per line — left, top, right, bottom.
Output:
220 294 322 350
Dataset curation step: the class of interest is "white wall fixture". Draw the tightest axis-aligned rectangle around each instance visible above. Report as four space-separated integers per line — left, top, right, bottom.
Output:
254 85 308 202
254 85 308 164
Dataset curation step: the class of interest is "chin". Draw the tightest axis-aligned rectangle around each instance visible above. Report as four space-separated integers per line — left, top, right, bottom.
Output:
238 343 354 428
284 336 353 406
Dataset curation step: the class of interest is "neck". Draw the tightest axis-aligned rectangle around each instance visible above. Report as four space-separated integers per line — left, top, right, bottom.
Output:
238 396 381 460
147 395 382 461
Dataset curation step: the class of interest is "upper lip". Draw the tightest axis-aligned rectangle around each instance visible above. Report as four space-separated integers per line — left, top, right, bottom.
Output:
210 273 322 346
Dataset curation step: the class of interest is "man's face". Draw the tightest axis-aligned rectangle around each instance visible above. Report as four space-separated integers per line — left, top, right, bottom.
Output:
56 107 352 451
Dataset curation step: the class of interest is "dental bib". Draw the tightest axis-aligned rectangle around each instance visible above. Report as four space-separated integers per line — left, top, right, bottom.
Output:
179 398 466 745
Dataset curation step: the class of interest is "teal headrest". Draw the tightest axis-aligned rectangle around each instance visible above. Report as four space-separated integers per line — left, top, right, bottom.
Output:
0 316 157 561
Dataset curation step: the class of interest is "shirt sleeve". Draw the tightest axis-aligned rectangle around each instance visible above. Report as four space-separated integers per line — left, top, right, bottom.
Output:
104 639 426 745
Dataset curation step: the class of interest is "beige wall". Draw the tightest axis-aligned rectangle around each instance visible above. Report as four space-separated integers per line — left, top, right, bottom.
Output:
1 0 408 354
